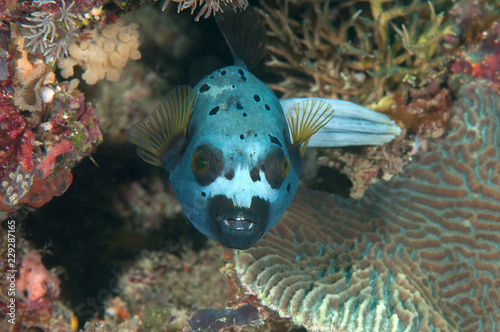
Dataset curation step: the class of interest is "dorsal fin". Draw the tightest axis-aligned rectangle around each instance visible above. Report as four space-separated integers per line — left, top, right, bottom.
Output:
215 5 267 70
285 100 335 157
127 85 197 169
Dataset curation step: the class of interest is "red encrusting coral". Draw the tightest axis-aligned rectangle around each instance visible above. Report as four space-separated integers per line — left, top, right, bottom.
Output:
35 140 74 180
452 21 500 92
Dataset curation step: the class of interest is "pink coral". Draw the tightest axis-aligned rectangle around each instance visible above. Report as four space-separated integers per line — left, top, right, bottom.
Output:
16 251 61 308
35 140 74 179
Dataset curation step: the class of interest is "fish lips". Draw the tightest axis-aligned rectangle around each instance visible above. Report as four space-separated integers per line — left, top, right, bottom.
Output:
208 195 269 250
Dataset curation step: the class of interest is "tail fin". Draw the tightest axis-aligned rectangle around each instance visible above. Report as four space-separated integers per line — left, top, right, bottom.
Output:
215 6 267 70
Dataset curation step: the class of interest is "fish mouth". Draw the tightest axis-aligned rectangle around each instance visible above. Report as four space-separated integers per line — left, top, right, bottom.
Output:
216 209 259 235
223 217 256 231
208 195 270 249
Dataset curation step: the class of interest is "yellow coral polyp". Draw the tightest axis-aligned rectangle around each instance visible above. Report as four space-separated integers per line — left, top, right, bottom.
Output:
58 21 141 85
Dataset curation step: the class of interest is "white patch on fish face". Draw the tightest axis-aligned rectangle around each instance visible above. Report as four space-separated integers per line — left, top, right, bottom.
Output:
204 165 277 208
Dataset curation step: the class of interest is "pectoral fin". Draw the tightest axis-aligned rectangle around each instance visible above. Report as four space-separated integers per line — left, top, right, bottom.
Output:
127 85 197 170
285 99 335 157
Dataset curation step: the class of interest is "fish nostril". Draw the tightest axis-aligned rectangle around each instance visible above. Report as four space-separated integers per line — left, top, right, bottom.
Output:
225 169 235 180
250 167 260 182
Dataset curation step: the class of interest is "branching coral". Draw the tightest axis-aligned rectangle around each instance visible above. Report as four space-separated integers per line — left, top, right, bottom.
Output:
260 0 455 103
259 0 456 197
162 0 248 21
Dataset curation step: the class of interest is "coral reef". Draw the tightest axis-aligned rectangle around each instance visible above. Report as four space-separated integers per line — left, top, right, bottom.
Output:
451 17 500 93
1 28 102 214
259 0 456 196
259 0 455 102
58 20 141 85
112 176 181 232
163 0 248 21
232 76 500 331
82 242 233 331
91 5 199 142
0 225 77 331
17 0 106 65
16 250 60 306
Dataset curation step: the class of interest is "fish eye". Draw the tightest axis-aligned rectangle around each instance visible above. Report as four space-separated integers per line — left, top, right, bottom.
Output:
191 144 224 186
192 150 209 174
262 149 290 189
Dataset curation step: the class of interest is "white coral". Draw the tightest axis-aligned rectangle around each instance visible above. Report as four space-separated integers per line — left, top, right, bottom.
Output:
58 21 141 85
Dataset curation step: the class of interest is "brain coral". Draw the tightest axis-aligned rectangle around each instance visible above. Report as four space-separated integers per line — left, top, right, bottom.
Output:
234 76 500 332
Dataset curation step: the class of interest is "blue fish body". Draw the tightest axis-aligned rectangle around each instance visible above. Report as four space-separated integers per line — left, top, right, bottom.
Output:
169 65 299 249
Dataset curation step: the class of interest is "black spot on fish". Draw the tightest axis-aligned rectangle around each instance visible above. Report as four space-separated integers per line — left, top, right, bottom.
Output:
232 85 235 89
240 134 244 140
268 134 283 148
242 113 247 117
201 192 206 197
221 70 226 76
209 106 219 116
236 103 244 110
225 169 234 180
209 75 214 79
265 104 271 111
238 69 247 81
287 182 291 192
253 94 261 102
250 167 261 182
199 84 210 93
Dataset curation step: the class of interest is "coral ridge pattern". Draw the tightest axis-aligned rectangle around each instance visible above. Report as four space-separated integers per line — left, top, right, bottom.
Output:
234 78 500 331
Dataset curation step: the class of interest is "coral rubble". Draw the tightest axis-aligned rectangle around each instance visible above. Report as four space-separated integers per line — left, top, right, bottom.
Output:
232 76 500 331
82 242 233 331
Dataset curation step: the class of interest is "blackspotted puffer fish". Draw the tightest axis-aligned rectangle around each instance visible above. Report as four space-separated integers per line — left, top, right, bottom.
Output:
128 7 401 249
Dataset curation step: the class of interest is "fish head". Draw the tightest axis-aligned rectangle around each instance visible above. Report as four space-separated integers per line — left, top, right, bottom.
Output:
169 132 300 249
168 70 300 249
